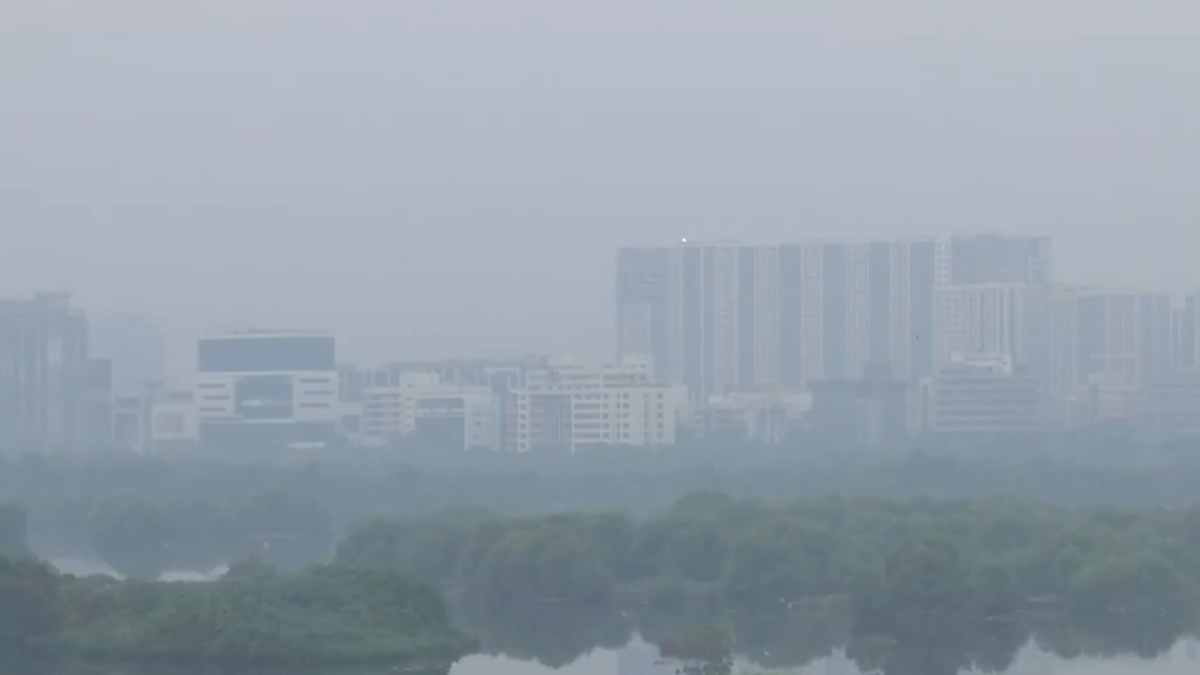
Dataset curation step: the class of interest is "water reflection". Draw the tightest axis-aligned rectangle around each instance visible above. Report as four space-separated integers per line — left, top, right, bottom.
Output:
447 604 1200 675
447 635 1200 675
8 607 1199 675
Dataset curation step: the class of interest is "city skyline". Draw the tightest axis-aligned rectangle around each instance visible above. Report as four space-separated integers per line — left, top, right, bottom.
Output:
616 234 1054 400
6 1 1200 367
5 231 1198 381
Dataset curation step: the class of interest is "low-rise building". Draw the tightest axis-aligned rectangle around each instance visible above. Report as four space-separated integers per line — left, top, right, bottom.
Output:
193 331 340 449
150 392 199 449
700 390 811 445
809 364 908 448
508 357 682 452
931 354 1046 436
361 373 500 451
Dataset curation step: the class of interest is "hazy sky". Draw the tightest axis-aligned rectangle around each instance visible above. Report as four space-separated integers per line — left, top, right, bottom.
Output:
3 1 1199 370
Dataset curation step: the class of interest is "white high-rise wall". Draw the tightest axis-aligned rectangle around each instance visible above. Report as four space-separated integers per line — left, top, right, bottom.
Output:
615 234 1050 398
933 283 1049 375
509 359 680 452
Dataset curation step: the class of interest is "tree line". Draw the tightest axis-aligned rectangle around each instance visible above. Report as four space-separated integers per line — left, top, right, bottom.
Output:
5 446 1200 595
0 555 470 668
336 492 1200 646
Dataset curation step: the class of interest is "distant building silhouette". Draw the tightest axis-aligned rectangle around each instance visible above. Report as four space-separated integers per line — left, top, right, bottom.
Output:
809 363 908 448
0 293 93 452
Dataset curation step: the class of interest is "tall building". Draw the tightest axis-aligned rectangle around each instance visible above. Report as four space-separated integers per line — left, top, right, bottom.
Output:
89 313 166 396
946 234 1052 285
194 331 340 449
616 234 1040 401
932 283 1050 375
931 235 1054 378
1176 291 1200 370
1048 287 1172 423
0 293 92 452
615 247 672 381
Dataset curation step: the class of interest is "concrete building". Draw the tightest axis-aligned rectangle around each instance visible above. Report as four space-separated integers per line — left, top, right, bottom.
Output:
945 234 1052 285
931 354 1045 435
1176 291 1200 371
340 357 541 448
82 357 116 449
809 364 909 449
617 238 937 398
933 283 1050 377
150 391 199 448
193 331 339 449
1048 287 1172 425
508 358 682 452
0 293 92 452
1143 370 1200 439
616 234 1048 401
700 390 811 445
361 373 500 451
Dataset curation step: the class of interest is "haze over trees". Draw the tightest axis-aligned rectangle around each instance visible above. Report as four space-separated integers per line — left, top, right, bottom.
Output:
0 555 471 667
337 493 1200 657
5 444 1200 572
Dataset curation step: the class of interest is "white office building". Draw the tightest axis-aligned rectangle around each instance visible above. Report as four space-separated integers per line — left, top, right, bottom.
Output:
361 372 500 451
193 331 340 448
508 357 683 452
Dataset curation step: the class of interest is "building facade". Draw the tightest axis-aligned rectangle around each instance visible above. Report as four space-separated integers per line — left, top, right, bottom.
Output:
0 293 92 452
1145 370 1200 439
616 235 1048 401
931 354 1045 435
1048 287 1172 424
1176 291 1200 371
932 283 1050 376
360 373 500 451
808 364 908 449
508 358 681 452
193 331 340 449
946 234 1052 285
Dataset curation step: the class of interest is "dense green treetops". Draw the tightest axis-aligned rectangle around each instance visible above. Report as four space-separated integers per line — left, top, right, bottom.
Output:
337 493 1200 649
0 550 472 666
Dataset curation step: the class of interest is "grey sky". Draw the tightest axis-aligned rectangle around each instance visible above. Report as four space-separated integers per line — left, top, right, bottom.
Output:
3 0 1199 371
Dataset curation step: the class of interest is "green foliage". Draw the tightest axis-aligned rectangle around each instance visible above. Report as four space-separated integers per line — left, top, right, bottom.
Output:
15 563 470 666
338 492 1200 639
0 556 60 650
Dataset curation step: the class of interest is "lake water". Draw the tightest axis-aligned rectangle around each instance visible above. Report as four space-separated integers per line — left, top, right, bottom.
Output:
449 636 1200 675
